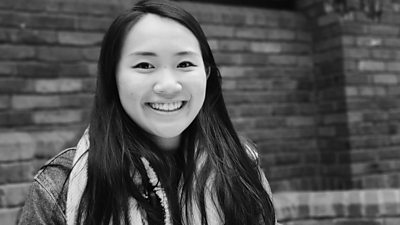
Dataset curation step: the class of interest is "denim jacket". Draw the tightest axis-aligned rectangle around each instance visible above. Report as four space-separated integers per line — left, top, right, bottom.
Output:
18 148 76 224
18 147 279 225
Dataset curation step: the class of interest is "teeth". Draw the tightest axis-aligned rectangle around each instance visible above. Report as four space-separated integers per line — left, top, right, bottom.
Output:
149 101 183 111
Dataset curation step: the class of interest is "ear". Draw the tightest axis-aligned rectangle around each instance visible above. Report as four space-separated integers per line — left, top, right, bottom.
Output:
206 66 211 79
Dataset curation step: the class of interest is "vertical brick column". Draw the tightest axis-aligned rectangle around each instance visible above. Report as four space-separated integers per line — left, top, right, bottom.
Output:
297 0 400 189
297 0 353 189
340 0 400 188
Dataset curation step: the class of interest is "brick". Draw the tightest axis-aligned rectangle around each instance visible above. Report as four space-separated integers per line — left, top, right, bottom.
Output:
46 1 122 16
58 31 103 46
0 161 35 184
356 85 378 96
268 29 297 40
349 151 375 162
286 116 315 126
364 190 380 216
2 28 57 44
82 78 96 92
372 74 398 84
0 183 30 207
345 86 358 96
371 49 397 60
346 190 363 217
16 62 58 77
0 78 28 93
356 37 383 47
235 27 295 40
323 114 347 125
379 148 400 160
76 17 115 31
34 78 83 93
296 30 312 42
358 60 385 71
0 207 20 225
59 94 93 108
0 45 35 60
58 63 92 76
318 126 336 137
384 218 400 225
0 62 17 76
36 46 83 62
367 24 399 36
82 47 100 61
341 36 355 45
0 132 35 162
11 95 61 109
281 43 310 54
0 111 32 127
28 14 77 30
380 190 400 215
214 39 250 52
32 130 77 158
32 109 82 124
0 96 10 109
273 153 301 165
384 38 400 47
309 192 336 218
245 13 280 27
386 62 400 72
214 53 269 66
250 42 281 53
1 0 49 12
0 11 28 27
268 55 298 65
297 56 313 67
343 48 370 59
318 13 339 26
87 63 98 76
202 24 235 38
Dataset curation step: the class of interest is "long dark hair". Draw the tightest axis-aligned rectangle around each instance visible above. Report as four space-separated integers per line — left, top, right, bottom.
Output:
78 0 276 224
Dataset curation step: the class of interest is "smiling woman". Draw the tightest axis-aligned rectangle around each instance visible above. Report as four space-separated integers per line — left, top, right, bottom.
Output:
117 14 207 148
18 1 279 225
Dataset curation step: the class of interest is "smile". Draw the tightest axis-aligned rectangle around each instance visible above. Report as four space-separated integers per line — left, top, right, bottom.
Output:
147 101 186 112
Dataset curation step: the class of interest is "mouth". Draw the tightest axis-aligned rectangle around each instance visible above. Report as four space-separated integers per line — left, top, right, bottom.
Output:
146 101 187 112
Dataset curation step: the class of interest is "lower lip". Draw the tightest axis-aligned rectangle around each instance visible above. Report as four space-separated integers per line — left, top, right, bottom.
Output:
146 101 187 113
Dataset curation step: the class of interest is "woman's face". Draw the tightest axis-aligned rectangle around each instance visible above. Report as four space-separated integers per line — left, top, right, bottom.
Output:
116 14 207 151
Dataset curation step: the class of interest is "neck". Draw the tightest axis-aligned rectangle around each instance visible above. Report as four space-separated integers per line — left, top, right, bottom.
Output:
153 135 181 152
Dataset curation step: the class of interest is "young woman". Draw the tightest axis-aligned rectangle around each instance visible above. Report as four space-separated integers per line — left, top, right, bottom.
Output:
19 0 278 224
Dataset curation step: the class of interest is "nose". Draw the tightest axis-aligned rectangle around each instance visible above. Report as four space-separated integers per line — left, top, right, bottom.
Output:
153 68 182 98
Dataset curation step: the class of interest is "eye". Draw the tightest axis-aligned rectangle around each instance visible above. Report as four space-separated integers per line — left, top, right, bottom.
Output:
177 61 196 68
133 62 155 69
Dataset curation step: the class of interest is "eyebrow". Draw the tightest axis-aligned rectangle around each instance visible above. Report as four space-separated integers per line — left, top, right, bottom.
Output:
129 51 200 57
175 51 200 56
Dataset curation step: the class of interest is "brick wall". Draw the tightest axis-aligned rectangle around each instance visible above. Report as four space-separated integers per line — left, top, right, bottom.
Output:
297 0 400 190
1 0 400 224
275 189 400 225
0 0 317 223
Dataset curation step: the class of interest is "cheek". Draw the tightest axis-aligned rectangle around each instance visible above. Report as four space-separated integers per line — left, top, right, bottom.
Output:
117 74 146 107
187 74 207 104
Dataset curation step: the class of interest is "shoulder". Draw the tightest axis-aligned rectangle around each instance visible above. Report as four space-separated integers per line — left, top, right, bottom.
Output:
35 147 76 184
18 148 76 224
34 148 76 211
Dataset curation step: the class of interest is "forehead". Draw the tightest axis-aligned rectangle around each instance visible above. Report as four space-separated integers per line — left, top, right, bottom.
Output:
122 13 201 53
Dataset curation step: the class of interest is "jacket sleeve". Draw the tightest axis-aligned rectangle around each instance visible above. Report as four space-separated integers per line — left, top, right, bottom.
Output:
18 180 66 225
